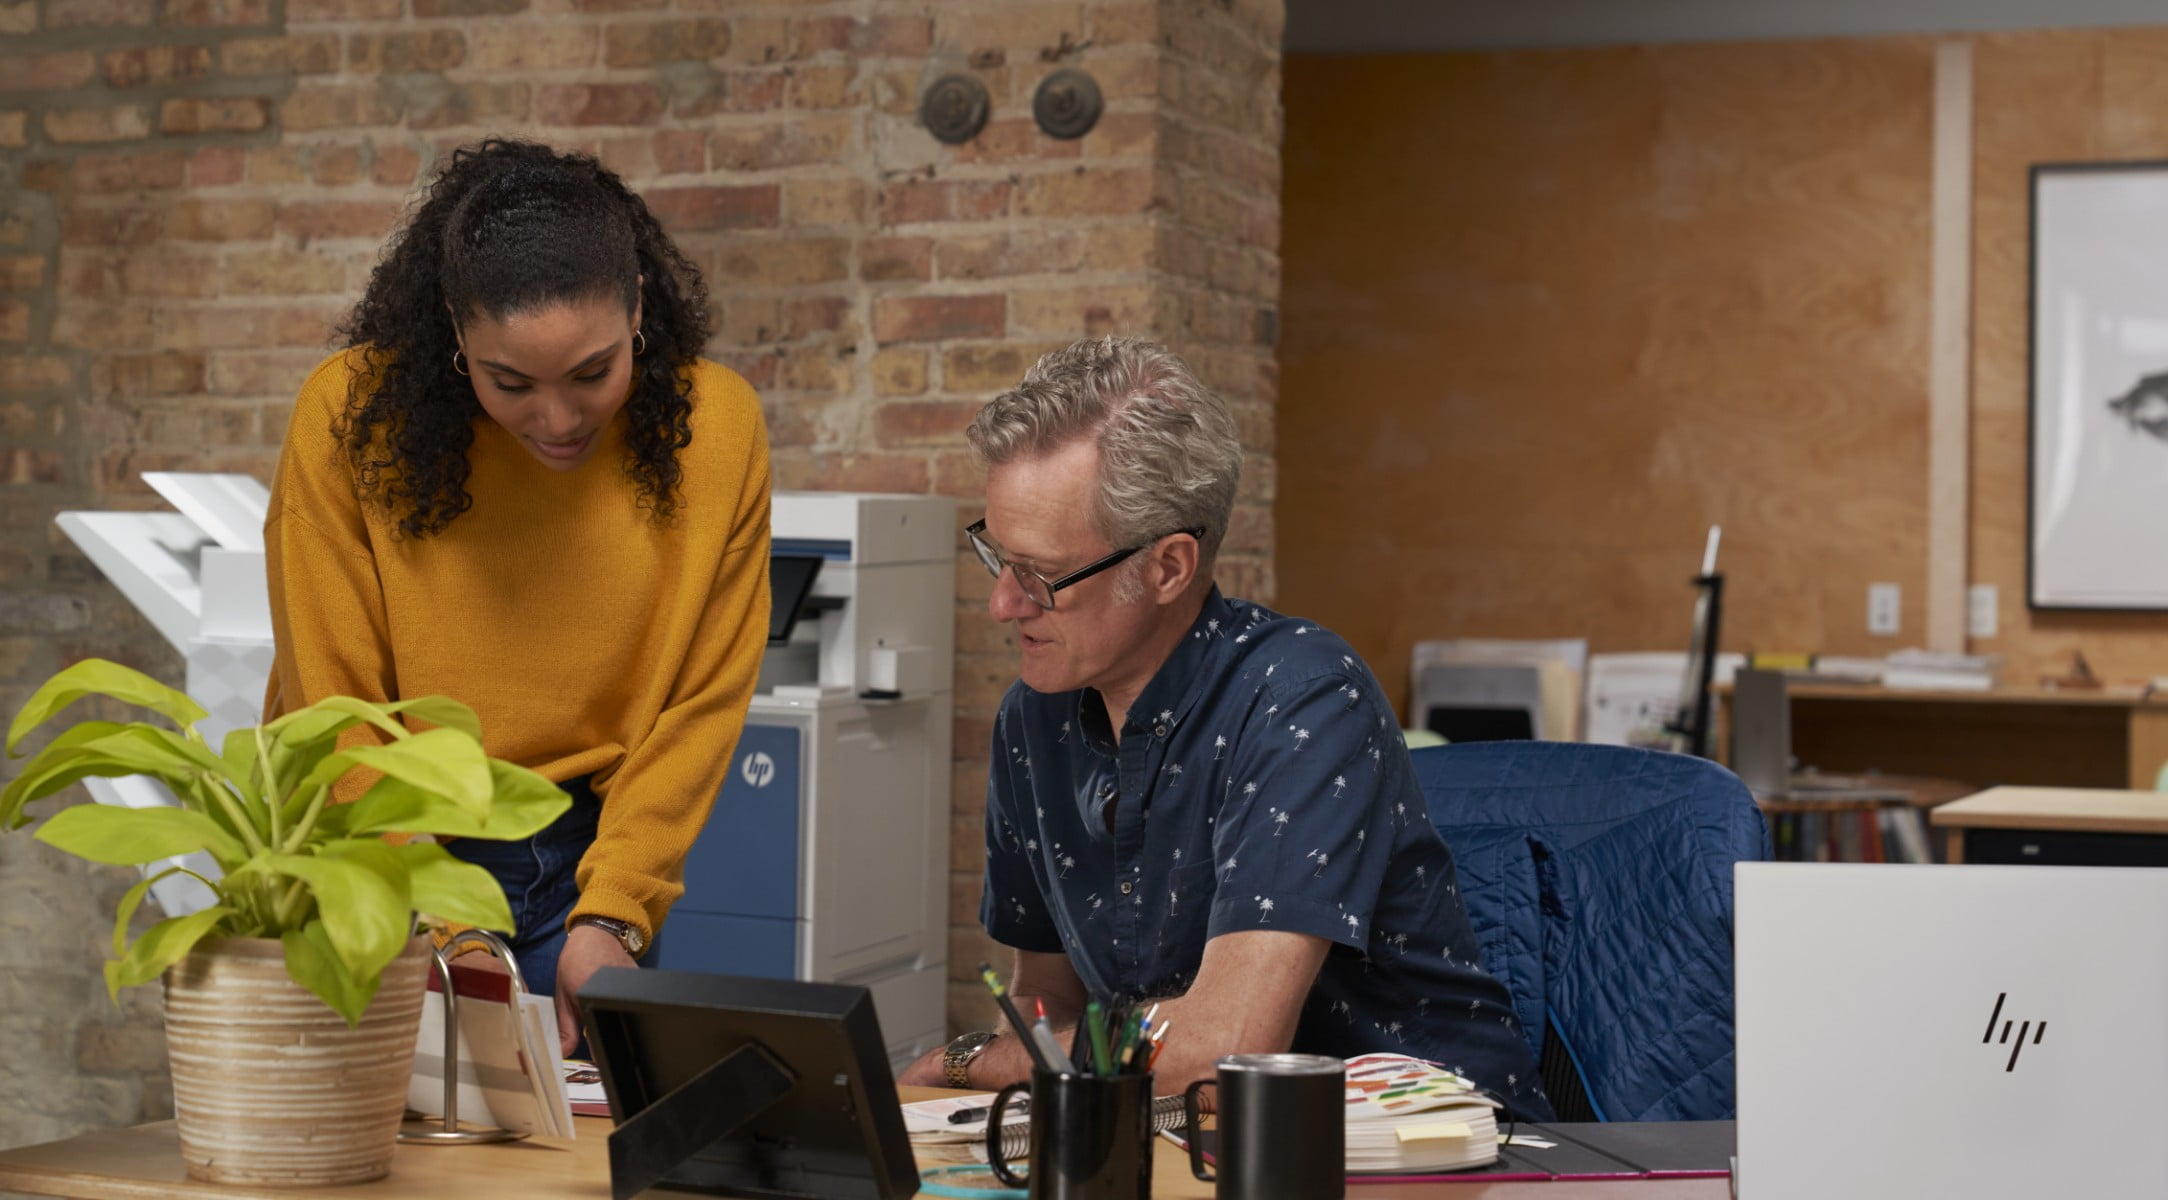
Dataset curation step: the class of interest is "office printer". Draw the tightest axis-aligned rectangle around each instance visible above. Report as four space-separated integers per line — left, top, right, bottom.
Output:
638 491 958 1067
57 478 955 1065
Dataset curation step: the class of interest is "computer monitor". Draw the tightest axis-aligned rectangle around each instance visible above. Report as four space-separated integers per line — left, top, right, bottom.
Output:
579 969 919 1200
768 554 824 646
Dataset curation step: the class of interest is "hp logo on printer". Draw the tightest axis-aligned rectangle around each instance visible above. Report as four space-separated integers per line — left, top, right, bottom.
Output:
740 751 776 789
1982 992 2046 1071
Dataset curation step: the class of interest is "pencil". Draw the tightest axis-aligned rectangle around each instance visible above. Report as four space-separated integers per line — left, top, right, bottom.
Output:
977 962 1053 1075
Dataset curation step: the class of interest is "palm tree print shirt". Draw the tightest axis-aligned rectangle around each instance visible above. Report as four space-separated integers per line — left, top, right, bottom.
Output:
979 588 1552 1119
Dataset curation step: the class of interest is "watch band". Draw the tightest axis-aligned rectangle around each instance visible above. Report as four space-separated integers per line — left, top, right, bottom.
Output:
943 1030 996 1088
571 915 648 957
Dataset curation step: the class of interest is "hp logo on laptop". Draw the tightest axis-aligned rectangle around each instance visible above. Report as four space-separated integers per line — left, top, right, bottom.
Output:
1983 992 2046 1071
740 751 776 789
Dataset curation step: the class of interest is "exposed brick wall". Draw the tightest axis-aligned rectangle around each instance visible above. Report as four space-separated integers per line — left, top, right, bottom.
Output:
0 0 1281 1147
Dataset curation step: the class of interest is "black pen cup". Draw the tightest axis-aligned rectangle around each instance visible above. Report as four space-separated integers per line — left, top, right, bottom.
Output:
986 1069 1154 1200
1185 1053 1344 1200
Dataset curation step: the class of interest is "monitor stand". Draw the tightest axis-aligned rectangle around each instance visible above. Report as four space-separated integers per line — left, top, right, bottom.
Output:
608 1042 797 1200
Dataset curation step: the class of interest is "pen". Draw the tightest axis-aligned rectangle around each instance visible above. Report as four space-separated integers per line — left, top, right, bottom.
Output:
1085 999 1112 1075
1031 999 1076 1074
947 1098 1029 1125
977 962 1054 1076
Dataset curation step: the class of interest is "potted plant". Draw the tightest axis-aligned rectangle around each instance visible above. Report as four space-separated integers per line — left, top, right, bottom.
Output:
2 658 569 1186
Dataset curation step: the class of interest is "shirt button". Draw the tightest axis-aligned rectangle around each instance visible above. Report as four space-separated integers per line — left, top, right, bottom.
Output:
1119 881 1133 896
1154 723 1169 738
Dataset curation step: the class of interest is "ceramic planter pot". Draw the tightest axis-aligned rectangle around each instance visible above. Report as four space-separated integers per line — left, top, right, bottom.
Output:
163 934 430 1186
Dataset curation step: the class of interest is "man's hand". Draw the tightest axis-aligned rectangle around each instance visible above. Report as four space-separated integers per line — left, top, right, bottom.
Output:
896 1044 953 1088
556 922 637 1055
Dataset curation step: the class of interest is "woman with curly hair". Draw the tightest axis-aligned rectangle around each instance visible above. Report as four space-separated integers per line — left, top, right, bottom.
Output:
264 139 770 1052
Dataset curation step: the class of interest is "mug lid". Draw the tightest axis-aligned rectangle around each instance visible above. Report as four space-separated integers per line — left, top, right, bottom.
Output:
1216 1053 1344 1076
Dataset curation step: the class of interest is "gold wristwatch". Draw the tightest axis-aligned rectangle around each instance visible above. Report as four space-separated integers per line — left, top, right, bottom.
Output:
571 915 648 957
943 1030 997 1088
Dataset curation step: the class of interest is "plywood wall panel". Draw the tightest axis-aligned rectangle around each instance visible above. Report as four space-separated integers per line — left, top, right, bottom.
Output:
1281 42 1937 714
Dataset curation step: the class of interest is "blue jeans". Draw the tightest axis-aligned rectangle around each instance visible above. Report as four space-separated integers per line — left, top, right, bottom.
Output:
445 776 660 1017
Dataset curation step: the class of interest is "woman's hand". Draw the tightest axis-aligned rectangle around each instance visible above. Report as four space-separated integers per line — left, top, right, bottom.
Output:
556 922 637 1054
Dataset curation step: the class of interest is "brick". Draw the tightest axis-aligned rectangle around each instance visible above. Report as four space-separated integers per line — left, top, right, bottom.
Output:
861 235 930 282
874 294 1004 344
307 142 363 185
789 63 857 110
121 251 218 297
100 45 209 87
400 79 529 131
604 19 730 68
187 145 245 185
412 0 524 14
777 343 847 392
534 83 661 127
55 304 153 348
778 452 928 494
717 238 848 288
219 34 336 75
109 351 204 396
244 145 304 184
871 347 926 395
0 256 44 290
936 230 1085 281
467 25 593 72
0 51 97 90
1010 285 1150 337
935 4 1083 56
346 31 462 73
878 178 1012 226
0 299 29 341
45 106 152 145
158 0 267 23
876 399 981 446
0 0 32 32
157 97 272 136
276 200 401 243
0 112 22 148
71 150 186 193
0 356 72 391
932 450 984 500
206 349 328 396
715 297 778 346
784 177 866 227
372 143 421 185
224 250 345 295
676 70 785 118
785 295 849 339
644 184 778 232
288 0 396 19
48 0 152 26
0 448 66 485
1082 111 1154 160
1016 166 1155 218
282 85 399 132
953 118 1080 166
707 114 851 172
165 197 272 241
791 14 930 58
60 204 161 248
942 342 1067 392
1089 2 1154 44
652 129 703 175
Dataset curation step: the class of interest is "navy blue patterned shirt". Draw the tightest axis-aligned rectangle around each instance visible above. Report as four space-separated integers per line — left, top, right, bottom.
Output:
979 589 1551 1118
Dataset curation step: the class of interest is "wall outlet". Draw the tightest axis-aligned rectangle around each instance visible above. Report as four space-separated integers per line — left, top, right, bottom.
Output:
1868 582 1901 636
1967 583 1999 639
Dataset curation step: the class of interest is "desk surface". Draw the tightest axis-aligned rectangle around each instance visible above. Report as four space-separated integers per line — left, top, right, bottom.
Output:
0 1094 1731 1200
1722 681 2168 708
1930 786 2168 834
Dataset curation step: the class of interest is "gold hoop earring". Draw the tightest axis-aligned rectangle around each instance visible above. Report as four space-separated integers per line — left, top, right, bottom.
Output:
632 328 648 357
451 348 470 377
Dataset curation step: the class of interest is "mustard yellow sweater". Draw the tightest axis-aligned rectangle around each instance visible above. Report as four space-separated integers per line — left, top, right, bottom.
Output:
265 349 772 943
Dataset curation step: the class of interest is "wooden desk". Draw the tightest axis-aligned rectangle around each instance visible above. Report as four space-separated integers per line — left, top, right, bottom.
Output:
1714 682 2168 790
1932 785 2168 864
0 1095 1730 1200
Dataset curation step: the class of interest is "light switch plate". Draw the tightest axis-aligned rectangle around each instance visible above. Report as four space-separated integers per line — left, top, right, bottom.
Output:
1868 583 1901 636
1967 583 1998 639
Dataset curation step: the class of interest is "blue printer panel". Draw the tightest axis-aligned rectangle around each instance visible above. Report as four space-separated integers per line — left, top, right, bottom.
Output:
656 721 801 980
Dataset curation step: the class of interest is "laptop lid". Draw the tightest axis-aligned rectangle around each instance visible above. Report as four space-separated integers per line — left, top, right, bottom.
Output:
1735 862 2168 1200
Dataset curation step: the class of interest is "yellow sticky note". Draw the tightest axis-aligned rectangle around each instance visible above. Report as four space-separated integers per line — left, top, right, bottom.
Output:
1394 1121 1472 1143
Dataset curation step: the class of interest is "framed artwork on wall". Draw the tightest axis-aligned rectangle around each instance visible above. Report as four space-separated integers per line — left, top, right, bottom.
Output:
2029 160 2168 610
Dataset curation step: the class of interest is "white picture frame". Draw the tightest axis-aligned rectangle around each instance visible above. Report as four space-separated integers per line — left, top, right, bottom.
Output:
2029 161 2168 609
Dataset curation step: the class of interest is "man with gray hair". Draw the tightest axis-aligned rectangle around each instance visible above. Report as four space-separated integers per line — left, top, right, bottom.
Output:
900 337 1549 1118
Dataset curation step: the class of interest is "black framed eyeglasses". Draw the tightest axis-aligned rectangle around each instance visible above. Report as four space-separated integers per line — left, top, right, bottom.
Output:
965 518 1205 611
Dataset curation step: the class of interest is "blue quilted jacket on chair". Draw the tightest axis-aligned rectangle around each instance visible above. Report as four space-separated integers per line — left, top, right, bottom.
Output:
1412 741 1769 1121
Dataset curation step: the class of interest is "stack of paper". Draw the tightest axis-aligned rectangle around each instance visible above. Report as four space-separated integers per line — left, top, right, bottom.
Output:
1881 649 2000 691
1343 1053 1502 1173
406 961 574 1139
900 1093 1032 1166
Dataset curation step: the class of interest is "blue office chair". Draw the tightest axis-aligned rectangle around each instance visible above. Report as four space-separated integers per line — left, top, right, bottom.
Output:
1412 741 1769 1122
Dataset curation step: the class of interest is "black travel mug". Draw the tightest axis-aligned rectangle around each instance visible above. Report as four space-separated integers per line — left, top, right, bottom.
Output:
1185 1053 1345 1199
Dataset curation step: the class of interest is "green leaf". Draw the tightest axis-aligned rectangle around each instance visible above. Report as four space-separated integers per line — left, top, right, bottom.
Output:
395 842 515 933
218 728 263 807
35 803 245 866
380 695 482 740
110 865 187 959
301 729 492 820
254 844 410 982
0 726 229 830
341 762 570 842
8 659 207 754
105 906 235 999
281 919 381 1028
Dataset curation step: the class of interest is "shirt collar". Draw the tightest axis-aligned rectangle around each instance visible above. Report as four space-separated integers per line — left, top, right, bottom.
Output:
1114 586 1237 742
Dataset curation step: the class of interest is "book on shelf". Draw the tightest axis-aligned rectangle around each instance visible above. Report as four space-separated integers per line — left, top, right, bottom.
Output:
1767 806 1936 864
